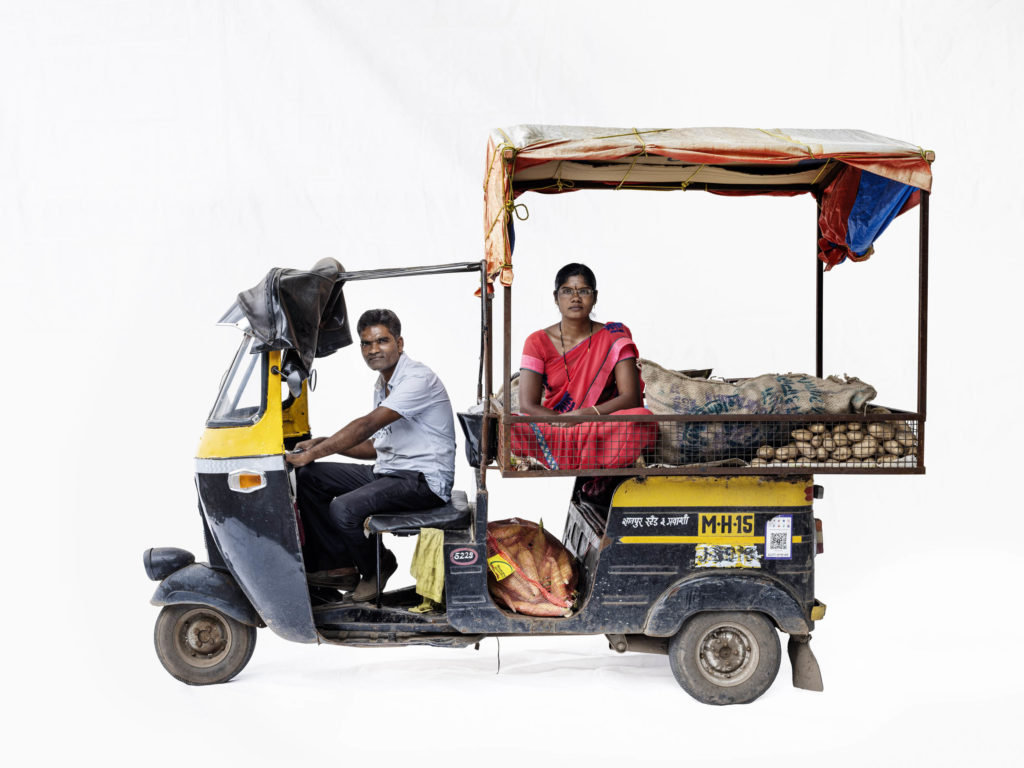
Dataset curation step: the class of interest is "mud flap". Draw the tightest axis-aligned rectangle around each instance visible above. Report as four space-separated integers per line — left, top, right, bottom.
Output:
788 633 824 692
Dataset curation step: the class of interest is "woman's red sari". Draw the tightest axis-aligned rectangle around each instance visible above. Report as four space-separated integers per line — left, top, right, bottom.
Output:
511 322 656 470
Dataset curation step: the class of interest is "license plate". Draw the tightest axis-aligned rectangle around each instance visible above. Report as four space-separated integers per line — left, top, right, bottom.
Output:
698 513 755 538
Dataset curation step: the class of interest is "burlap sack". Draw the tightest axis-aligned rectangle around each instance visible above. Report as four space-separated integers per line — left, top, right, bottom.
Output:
487 518 578 617
640 359 877 463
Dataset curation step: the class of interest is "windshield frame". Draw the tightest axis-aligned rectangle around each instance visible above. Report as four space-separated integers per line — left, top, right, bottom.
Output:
207 333 269 428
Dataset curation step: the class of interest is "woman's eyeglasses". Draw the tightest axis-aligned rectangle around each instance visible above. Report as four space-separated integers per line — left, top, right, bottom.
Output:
557 287 594 298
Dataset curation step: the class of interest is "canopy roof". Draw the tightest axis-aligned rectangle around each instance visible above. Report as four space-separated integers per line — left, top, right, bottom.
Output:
484 125 934 285
223 258 353 370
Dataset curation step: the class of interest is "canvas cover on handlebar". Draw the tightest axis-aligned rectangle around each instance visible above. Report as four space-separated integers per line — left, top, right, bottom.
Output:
224 259 353 370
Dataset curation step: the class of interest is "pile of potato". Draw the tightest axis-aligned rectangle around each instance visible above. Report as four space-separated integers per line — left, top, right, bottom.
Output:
750 421 918 467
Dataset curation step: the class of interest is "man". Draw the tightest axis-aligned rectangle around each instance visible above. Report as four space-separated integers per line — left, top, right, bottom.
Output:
286 308 455 603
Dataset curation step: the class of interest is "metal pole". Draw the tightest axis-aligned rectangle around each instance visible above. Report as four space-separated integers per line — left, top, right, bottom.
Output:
917 190 929 470
815 197 824 378
478 261 491 494
335 261 481 282
503 285 513 470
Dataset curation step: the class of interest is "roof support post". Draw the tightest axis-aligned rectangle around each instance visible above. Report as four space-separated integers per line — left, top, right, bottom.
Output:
502 285 512 468
917 190 929 469
815 197 824 378
478 261 492 494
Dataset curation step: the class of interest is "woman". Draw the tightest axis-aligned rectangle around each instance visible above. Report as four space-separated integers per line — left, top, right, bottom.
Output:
512 263 656 470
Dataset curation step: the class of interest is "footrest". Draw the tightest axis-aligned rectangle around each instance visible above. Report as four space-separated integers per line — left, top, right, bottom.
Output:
364 490 471 535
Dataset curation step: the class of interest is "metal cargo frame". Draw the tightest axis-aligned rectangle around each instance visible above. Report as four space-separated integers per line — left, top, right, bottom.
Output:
474 160 929 483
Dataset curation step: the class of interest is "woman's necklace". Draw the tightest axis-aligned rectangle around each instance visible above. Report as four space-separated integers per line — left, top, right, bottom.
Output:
558 320 593 382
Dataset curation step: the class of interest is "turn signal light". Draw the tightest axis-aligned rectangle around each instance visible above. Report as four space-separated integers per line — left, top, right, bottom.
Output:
228 470 266 493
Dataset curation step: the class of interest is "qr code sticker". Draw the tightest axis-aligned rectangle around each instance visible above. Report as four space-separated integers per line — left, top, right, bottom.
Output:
765 515 792 560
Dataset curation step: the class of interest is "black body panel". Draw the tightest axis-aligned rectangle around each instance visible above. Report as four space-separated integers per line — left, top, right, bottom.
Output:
196 464 317 643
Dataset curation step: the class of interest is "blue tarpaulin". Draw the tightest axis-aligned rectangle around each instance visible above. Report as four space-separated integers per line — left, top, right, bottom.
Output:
846 171 916 256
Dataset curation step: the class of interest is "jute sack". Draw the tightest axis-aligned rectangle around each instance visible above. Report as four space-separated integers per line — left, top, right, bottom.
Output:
639 359 877 464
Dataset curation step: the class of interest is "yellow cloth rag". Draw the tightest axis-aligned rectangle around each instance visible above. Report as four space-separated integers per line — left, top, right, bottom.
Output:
409 527 445 603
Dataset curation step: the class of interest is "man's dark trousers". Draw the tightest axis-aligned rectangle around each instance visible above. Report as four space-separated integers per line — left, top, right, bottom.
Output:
296 462 444 576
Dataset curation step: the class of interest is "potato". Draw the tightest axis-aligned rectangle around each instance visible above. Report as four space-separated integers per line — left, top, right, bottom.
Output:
756 445 776 460
832 424 848 434
750 457 770 466
831 445 853 461
822 435 836 452
904 444 918 456
896 430 917 447
810 435 823 448
796 440 816 458
791 429 813 441
775 444 799 461
851 435 879 458
867 422 896 440
815 446 829 461
882 439 903 456
809 423 826 434
846 422 863 432
832 432 850 447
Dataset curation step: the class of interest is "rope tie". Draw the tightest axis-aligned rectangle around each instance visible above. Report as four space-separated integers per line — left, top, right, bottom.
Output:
632 127 648 156
615 155 638 189
590 127 670 141
759 128 817 158
680 163 705 190
483 140 516 192
810 159 833 186
483 197 529 241
554 160 573 192
504 199 529 221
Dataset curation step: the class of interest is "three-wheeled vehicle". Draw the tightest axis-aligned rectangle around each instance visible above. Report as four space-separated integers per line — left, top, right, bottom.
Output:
145 126 932 705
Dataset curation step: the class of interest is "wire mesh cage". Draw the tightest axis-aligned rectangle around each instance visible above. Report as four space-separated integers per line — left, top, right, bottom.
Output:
494 411 922 476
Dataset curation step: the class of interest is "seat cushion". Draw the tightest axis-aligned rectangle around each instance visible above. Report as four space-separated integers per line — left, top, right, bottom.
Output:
364 490 471 535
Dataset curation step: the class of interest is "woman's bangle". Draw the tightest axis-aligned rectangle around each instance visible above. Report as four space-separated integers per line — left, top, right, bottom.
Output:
592 406 601 415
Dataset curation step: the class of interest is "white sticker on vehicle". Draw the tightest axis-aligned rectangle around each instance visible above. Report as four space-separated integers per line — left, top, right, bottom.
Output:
765 515 793 560
694 544 761 569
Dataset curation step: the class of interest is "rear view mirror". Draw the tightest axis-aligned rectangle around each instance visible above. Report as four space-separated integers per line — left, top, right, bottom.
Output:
273 361 307 399
283 368 304 399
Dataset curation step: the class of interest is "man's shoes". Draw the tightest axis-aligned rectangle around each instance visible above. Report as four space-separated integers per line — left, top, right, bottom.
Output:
307 566 359 591
350 554 399 603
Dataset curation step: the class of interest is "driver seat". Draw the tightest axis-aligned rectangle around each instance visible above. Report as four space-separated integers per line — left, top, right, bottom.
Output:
363 490 472 608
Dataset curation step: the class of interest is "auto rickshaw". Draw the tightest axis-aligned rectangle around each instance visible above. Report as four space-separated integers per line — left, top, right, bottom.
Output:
144 125 932 704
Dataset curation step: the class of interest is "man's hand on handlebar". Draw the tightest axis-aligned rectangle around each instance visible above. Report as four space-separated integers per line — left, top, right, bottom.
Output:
286 437 326 468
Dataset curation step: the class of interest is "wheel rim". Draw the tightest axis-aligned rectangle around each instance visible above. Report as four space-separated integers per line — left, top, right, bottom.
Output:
171 608 233 668
695 622 760 687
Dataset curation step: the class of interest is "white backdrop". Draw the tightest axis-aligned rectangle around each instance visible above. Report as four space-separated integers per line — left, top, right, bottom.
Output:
3 1 1022 765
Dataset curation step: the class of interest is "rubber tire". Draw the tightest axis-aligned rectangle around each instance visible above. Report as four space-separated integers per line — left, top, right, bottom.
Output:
669 611 781 705
154 604 257 686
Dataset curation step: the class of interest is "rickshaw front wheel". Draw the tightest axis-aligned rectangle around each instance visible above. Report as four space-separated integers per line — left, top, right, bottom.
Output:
154 604 257 686
669 611 780 705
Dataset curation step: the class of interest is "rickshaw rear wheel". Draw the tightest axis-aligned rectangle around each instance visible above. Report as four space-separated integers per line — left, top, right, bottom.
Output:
669 611 780 705
154 604 257 685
